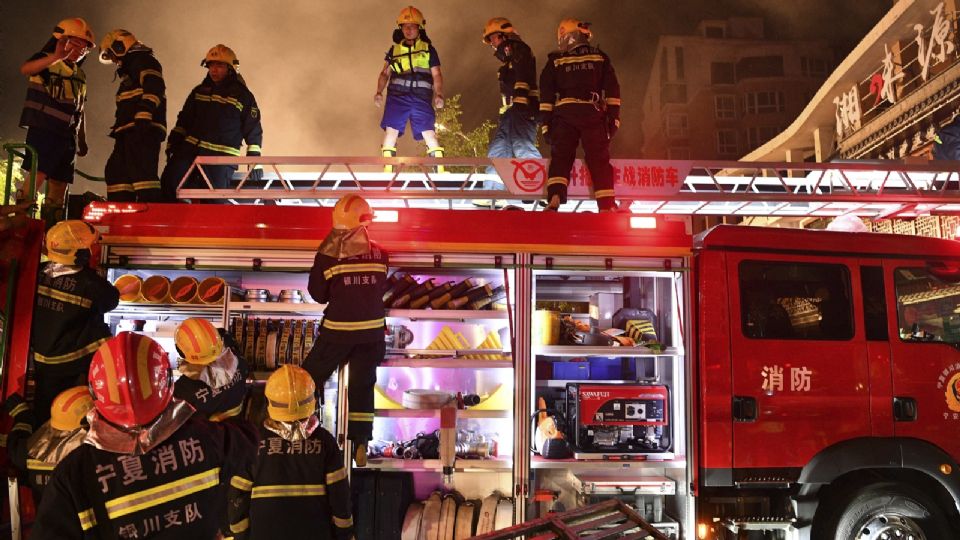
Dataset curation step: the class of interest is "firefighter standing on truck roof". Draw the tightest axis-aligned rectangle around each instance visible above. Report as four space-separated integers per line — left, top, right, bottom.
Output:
17 18 95 229
160 44 264 203
302 195 388 467
173 317 249 421
539 18 621 212
375 6 446 173
31 333 257 539
4 386 94 506
226 365 353 540
99 29 166 203
479 17 542 203
31 220 118 428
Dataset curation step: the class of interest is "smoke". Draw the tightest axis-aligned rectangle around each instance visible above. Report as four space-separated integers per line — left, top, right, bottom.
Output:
0 1 887 195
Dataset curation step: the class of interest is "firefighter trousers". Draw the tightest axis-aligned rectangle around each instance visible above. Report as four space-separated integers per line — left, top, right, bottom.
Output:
160 151 234 204
32 366 87 428
546 111 616 210
104 127 163 202
302 340 385 442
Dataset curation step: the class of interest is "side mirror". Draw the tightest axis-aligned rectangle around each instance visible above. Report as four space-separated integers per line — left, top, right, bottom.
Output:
927 262 960 283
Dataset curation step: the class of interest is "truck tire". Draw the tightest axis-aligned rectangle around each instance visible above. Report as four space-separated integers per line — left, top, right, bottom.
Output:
815 482 953 540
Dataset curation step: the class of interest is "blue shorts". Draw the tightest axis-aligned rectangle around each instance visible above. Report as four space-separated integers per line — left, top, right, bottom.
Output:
23 127 76 184
380 93 435 141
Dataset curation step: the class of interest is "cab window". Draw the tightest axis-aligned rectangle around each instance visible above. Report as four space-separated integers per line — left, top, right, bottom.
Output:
894 267 960 344
740 261 853 340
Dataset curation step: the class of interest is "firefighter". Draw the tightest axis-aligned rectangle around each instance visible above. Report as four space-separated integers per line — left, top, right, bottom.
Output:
375 6 445 173
302 195 388 466
539 19 621 212
226 365 353 539
18 18 95 229
31 220 118 428
160 44 263 203
5 386 93 505
99 29 166 202
173 317 248 421
479 17 542 203
31 333 257 539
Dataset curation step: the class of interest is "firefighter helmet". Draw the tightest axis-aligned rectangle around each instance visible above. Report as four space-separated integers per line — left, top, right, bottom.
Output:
89 333 173 428
53 18 95 48
45 220 99 265
332 194 374 230
265 365 316 422
99 29 138 63
397 6 425 27
556 18 592 42
49 386 95 431
201 44 239 70
482 17 515 43
175 318 223 365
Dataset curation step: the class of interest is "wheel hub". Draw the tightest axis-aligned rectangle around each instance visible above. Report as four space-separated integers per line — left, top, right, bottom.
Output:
855 513 926 540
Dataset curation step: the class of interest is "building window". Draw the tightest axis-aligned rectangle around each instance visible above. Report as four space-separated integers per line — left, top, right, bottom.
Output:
717 129 738 155
711 62 736 85
668 147 690 160
740 261 853 340
736 56 784 79
801 57 828 78
743 91 785 114
666 114 688 138
895 267 960 344
715 95 736 119
660 48 668 81
660 83 687 105
675 47 685 80
746 126 783 149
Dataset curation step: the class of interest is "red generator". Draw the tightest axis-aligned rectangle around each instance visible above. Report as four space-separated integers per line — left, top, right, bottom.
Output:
565 383 672 459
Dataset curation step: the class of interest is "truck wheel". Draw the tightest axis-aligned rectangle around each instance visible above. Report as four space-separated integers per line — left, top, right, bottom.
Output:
817 482 953 540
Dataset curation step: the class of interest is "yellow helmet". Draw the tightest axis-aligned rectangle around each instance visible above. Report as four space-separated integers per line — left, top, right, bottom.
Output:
557 18 592 42
46 220 99 265
202 44 239 70
53 18 95 48
265 365 316 422
332 195 374 230
50 386 94 431
99 29 138 63
175 318 224 365
397 6 425 27
482 17 515 43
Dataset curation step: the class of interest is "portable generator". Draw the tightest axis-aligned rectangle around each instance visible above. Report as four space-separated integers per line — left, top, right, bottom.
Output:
565 383 672 458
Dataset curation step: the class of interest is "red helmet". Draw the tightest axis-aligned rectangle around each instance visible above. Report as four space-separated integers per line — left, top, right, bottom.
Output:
89 332 173 428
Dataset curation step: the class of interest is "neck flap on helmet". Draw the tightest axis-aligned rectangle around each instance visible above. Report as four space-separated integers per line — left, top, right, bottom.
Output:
264 414 320 442
318 226 372 259
84 399 195 455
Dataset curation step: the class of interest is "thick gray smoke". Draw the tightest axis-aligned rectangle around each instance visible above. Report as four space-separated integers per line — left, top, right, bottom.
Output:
0 1 887 195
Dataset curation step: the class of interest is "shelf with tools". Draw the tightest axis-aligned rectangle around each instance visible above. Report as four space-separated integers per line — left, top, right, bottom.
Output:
375 409 510 419
110 302 224 319
534 345 682 357
530 456 687 470
366 458 513 471
381 357 513 369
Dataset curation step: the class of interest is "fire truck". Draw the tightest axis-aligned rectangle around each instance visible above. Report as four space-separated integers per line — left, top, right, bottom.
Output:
4 155 960 540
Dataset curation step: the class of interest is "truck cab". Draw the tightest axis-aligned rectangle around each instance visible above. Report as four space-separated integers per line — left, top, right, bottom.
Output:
695 225 960 539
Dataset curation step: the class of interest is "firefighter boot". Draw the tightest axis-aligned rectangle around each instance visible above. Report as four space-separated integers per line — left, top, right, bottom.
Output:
544 194 561 212
427 147 446 174
382 146 397 173
353 439 368 467
40 203 66 231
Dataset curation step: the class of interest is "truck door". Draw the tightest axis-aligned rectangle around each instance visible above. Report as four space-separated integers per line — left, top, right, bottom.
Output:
885 261 960 461
727 255 872 472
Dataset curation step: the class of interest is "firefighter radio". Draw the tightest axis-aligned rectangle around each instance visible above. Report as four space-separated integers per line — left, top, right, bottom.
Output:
565 383 672 459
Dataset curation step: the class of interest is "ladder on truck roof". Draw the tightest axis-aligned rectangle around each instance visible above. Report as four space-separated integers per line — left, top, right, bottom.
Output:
173 155 960 218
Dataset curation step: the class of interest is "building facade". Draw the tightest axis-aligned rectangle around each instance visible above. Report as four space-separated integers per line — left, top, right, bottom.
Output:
640 17 833 160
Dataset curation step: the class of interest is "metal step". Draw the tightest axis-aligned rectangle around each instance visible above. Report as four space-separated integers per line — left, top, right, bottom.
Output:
721 516 799 537
733 476 794 489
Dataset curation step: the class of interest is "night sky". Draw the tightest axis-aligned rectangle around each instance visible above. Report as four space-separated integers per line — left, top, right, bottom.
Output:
0 1 889 194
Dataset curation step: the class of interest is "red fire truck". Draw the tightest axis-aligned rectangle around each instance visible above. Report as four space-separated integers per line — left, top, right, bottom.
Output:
3 157 960 540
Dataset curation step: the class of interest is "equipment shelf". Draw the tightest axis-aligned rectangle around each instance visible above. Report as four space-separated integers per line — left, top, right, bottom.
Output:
386 309 509 321
534 345 682 357
375 409 510 419
530 456 687 470
381 357 512 369
111 302 223 318
366 458 512 472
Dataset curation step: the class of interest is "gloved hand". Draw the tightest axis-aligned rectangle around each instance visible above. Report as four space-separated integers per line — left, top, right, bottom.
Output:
247 166 264 184
512 101 532 119
540 122 553 145
164 144 175 161
607 115 620 140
